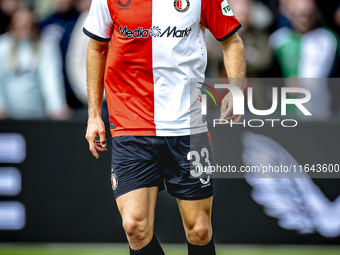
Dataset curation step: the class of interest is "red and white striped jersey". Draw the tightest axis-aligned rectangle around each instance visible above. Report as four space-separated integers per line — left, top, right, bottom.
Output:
84 0 241 137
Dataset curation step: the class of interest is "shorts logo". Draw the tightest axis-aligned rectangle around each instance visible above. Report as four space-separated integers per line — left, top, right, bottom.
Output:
200 176 210 186
221 0 234 16
111 172 118 191
174 0 190 12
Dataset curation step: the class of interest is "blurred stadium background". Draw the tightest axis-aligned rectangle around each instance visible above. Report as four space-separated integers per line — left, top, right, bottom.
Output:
0 0 340 254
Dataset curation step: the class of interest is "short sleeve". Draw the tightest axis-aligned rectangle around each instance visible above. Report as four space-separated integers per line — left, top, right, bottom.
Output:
200 0 241 42
83 0 114 42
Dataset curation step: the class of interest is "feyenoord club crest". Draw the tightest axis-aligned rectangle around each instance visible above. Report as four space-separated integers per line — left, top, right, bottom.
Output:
174 0 190 13
111 172 118 191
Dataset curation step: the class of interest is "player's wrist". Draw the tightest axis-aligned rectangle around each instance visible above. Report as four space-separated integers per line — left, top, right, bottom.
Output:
88 107 102 119
87 113 102 122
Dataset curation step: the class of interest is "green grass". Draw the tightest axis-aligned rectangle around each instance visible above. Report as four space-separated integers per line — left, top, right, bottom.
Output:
0 244 339 255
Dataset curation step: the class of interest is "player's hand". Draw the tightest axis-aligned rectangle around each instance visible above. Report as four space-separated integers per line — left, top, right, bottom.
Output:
220 92 242 123
85 117 107 159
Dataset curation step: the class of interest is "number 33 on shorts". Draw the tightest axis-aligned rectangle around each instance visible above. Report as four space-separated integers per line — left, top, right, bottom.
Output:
188 147 213 185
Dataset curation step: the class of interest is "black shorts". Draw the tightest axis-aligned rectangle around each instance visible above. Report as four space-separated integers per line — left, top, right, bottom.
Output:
110 132 213 200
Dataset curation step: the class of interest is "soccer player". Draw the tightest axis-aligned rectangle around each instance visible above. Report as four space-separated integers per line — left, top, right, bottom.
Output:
84 0 245 254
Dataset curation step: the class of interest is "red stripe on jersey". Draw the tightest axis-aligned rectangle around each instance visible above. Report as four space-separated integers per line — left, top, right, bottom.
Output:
105 0 156 137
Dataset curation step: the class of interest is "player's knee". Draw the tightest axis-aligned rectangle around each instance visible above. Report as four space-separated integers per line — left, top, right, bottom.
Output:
187 223 210 245
123 218 150 241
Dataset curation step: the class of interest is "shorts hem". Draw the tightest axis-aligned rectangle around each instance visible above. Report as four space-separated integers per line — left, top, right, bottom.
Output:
114 184 165 199
167 191 213 201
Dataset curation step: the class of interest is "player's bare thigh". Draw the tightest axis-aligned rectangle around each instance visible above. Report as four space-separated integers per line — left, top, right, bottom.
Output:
177 197 213 245
116 187 158 250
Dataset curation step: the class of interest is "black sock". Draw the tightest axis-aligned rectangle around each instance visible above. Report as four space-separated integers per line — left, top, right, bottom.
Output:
130 235 165 255
187 236 216 255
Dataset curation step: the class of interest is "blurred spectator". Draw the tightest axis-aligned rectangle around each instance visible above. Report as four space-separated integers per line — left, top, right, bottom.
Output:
229 0 273 78
0 0 20 34
40 0 82 109
0 8 69 120
270 0 338 78
66 0 91 105
276 0 293 29
206 0 274 79
34 0 54 21
270 0 338 120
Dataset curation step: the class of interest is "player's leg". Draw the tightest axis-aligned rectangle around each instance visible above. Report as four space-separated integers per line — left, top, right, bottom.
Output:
111 136 165 254
116 187 164 254
177 197 215 255
160 132 215 254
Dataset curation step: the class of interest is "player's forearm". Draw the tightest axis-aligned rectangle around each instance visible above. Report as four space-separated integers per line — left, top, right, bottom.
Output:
221 33 246 90
86 39 109 119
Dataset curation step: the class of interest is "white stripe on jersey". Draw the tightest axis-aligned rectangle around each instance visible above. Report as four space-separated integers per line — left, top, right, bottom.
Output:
152 0 208 136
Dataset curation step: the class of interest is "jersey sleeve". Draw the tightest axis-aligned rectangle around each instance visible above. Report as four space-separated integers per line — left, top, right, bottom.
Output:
83 0 114 42
200 0 241 42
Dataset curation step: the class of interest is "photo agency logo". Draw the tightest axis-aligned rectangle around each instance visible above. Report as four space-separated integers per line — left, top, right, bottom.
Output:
197 83 312 128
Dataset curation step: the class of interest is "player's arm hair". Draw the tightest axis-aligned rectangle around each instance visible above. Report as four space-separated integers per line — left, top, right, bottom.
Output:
86 39 109 119
220 33 246 90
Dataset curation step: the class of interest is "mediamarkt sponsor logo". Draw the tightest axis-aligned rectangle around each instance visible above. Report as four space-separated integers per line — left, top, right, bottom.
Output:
119 26 192 38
